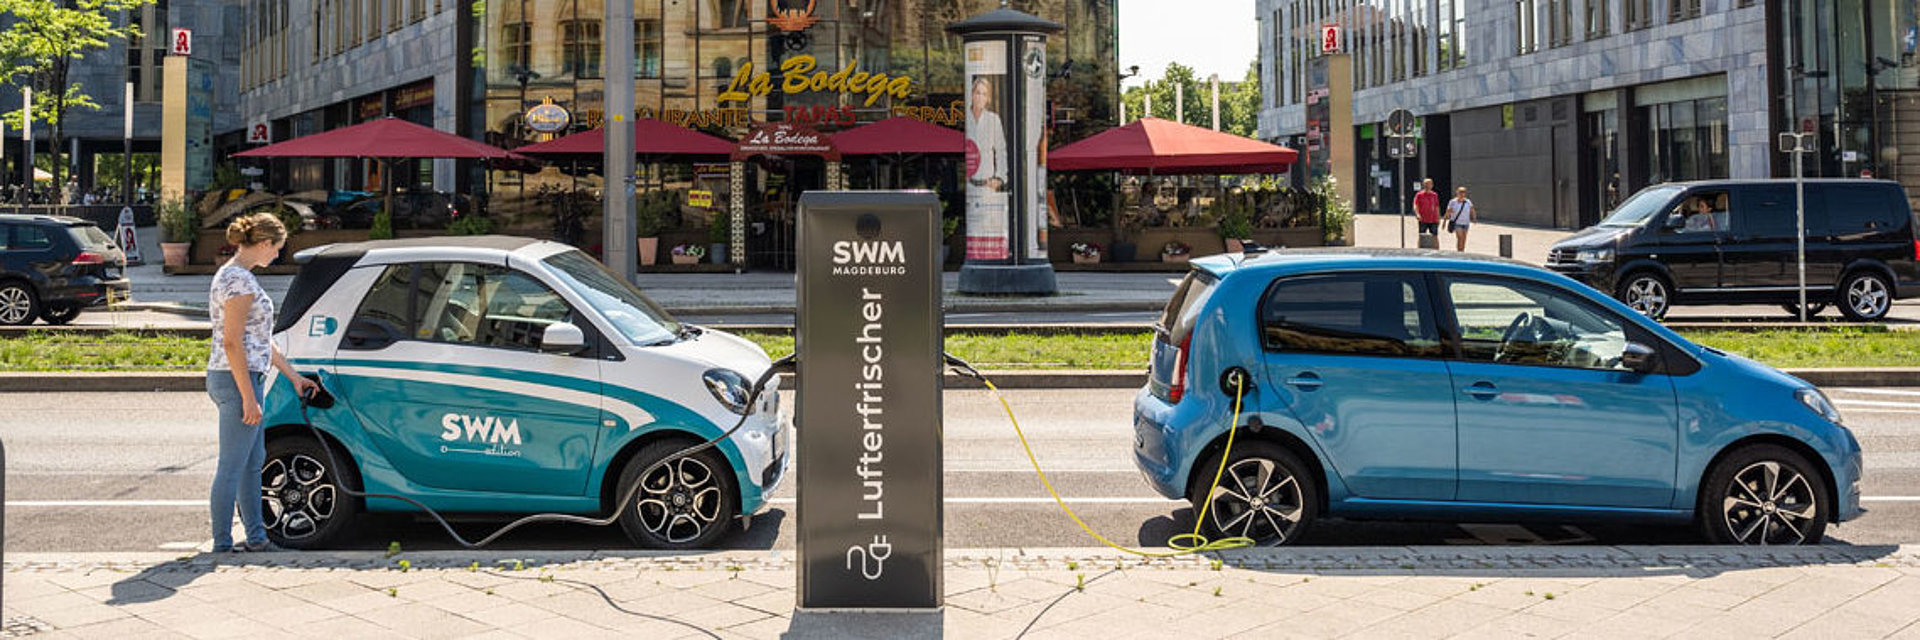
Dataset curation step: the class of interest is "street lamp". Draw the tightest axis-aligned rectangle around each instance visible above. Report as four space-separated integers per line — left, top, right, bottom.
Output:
1117 64 1139 123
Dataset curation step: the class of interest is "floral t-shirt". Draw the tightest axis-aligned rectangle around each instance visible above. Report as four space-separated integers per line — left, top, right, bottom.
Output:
209 264 274 373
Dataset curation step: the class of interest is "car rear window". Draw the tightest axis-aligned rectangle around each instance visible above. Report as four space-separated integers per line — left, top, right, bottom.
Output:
68 225 113 249
12 225 53 250
1260 273 1442 358
1157 271 1217 344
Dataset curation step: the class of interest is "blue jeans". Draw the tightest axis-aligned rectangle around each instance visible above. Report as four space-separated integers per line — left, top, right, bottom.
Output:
208 369 268 551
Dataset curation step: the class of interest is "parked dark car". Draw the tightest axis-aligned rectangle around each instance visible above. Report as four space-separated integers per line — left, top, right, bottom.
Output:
0 214 131 325
1548 179 1920 320
332 191 473 230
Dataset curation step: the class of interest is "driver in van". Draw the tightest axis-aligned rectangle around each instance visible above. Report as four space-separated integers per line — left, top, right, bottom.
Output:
1681 196 1722 233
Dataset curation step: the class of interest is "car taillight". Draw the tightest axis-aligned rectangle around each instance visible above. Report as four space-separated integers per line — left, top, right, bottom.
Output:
72 251 106 266
1913 239 1919 261
1168 334 1191 404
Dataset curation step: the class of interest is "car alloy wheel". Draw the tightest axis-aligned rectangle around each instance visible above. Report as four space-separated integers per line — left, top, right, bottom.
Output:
1721 461 1821 545
0 283 38 325
1620 275 1669 319
1700 444 1827 545
1842 272 1892 321
1193 441 1317 546
616 440 738 549
262 453 339 541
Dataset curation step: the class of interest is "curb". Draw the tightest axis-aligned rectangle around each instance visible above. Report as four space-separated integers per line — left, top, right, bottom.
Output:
108 300 1172 319
6 368 1920 392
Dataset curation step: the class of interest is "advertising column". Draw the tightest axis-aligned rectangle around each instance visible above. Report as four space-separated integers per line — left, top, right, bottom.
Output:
947 9 1062 295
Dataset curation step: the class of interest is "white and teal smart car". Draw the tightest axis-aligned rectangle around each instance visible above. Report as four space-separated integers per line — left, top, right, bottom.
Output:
257 236 788 549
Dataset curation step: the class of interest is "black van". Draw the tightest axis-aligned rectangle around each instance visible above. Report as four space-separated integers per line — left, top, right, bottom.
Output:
1547 179 1920 320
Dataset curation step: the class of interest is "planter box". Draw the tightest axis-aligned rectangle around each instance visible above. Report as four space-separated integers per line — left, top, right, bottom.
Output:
1072 253 1101 264
1048 227 1115 263
1161 254 1190 263
1130 228 1225 261
671 254 703 265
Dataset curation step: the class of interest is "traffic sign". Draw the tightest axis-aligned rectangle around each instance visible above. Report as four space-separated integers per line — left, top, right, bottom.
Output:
247 119 271 144
1386 109 1416 137
169 29 192 56
1321 25 1342 54
1387 139 1419 159
115 206 143 266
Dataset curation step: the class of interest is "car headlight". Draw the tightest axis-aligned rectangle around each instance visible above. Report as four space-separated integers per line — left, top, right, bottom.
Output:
703 369 752 415
1577 247 1613 263
1796 388 1845 425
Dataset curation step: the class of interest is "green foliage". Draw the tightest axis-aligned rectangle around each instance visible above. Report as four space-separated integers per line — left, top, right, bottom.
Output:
634 190 676 237
1119 60 1261 137
708 213 732 244
1214 192 1254 240
942 216 960 240
447 214 496 236
208 162 245 195
158 197 198 244
0 0 157 187
1312 176 1353 244
369 211 395 240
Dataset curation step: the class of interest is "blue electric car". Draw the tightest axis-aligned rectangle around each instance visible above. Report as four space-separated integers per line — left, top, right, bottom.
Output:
1134 248 1863 545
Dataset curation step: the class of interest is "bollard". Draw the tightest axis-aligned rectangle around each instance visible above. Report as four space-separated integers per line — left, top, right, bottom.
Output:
1499 234 1514 258
1418 233 1439 250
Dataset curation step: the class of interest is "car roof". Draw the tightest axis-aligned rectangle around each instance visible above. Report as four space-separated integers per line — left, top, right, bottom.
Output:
1195 247 1544 279
293 235 567 266
1649 178 1902 189
0 213 95 226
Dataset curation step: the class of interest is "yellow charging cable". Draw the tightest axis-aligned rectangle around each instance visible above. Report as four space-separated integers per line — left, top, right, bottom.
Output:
980 376 1255 557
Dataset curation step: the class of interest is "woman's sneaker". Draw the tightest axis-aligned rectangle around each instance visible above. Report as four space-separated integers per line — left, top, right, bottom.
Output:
237 540 281 552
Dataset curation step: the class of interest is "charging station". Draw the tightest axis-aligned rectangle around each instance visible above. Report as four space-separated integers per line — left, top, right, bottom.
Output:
795 191 944 610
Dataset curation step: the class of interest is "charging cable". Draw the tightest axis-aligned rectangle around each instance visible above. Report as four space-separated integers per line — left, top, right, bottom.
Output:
943 354 1255 557
287 354 796 549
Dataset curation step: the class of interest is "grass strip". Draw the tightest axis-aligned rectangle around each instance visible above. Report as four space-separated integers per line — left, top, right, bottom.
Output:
0 328 1913 372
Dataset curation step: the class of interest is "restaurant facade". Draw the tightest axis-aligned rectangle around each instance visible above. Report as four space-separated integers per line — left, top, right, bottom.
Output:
238 0 1120 266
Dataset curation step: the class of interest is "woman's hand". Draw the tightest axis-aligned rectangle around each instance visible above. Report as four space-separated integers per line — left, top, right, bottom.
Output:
291 375 319 400
243 400 264 426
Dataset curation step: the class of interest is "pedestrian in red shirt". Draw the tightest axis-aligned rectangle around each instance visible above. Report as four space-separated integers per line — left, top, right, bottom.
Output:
1413 178 1441 237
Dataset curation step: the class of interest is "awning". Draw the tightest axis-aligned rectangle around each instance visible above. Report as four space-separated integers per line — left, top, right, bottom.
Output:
511 119 736 157
1048 117 1298 175
830 117 964 156
234 117 516 159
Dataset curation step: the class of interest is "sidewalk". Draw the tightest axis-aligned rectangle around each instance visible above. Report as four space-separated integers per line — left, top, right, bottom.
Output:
6 546 1919 639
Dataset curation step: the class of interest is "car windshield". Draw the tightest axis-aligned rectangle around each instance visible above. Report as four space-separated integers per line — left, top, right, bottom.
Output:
542 250 682 345
1598 185 1684 228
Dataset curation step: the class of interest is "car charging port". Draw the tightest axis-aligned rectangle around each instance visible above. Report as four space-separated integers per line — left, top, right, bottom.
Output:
1219 367 1255 397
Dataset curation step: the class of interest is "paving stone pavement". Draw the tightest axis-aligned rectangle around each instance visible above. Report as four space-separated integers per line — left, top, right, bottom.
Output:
6 547 1920 639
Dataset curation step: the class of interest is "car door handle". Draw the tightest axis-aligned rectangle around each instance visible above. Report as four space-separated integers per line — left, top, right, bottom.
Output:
1462 382 1499 399
1284 374 1324 390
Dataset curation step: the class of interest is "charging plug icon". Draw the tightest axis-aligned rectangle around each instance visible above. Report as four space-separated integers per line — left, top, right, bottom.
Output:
845 535 892 580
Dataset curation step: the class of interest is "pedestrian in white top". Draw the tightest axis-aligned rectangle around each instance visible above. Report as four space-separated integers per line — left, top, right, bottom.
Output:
207 212 315 553
1445 186 1475 252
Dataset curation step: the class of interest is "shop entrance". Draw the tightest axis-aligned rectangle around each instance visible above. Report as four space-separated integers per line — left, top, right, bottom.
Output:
743 155 826 270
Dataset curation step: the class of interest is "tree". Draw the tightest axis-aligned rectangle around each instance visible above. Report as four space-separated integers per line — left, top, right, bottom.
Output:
0 0 156 194
1120 60 1263 138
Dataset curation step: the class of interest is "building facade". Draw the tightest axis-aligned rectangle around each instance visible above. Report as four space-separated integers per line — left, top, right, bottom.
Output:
1257 0 1920 228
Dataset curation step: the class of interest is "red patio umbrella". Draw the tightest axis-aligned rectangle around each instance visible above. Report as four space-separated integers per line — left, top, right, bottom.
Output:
235 118 518 229
510 118 736 157
1048 117 1298 175
830 117 964 155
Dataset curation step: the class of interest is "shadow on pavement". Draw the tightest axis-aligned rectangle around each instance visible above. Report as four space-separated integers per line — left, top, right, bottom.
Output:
783 610 942 640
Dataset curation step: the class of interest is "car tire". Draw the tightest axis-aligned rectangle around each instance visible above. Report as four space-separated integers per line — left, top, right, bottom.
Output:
1697 444 1828 545
1781 302 1828 319
39 303 82 325
261 435 362 549
1190 440 1318 546
1838 271 1894 321
615 440 738 550
0 281 40 326
1616 272 1671 320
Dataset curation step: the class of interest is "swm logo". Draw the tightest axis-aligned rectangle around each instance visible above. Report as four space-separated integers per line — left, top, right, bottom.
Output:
440 413 523 445
831 241 905 265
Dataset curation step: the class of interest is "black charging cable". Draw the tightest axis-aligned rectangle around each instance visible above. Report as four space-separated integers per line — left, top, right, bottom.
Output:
288 354 797 549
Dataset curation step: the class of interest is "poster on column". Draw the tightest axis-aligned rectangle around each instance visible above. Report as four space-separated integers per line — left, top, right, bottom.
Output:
1023 38 1048 260
964 40 1010 260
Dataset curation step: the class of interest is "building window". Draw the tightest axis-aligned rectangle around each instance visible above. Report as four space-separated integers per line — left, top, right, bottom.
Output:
412 0 427 22
1412 0 1427 76
1516 0 1537 54
502 21 531 72
561 20 602 78
1585 0 1609 38
1625 0 1651 30
1643 96 1729 183
1439 0 1465 69
710 0 749 29
1669 0 1701 22
1548 0 1570 46
636 19 662 78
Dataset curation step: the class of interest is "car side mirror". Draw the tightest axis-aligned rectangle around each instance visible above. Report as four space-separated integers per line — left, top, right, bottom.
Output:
342 317 402 350
1664 213 1686 230
1621 342 1660 374
540 321 589 355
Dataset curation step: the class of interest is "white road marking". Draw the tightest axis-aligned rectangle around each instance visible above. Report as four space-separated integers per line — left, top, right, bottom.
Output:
8 500 203 507
1833 399 1920 409
1834 389 1920 397
14 496 1920 508
771 497 1183 505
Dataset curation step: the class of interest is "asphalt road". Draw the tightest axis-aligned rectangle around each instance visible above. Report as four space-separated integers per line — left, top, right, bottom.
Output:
4 388 1917 553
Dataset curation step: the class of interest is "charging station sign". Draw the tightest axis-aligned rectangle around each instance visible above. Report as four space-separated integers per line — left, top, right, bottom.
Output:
795 191 943 610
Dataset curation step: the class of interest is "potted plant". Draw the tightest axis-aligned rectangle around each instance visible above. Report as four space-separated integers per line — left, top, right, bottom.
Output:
1216 192 1254 253
707 214 731 265
157 197 198 268
635 191 671 265
671 243 706 265
1070 241 1103 264
447 212 496 236
1112 207 1145 263
1160 240 1191 263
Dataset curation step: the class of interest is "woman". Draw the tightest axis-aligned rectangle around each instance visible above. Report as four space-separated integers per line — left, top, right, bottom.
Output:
966 76 1007 192
207 212 315 552
1445 186 1475 252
